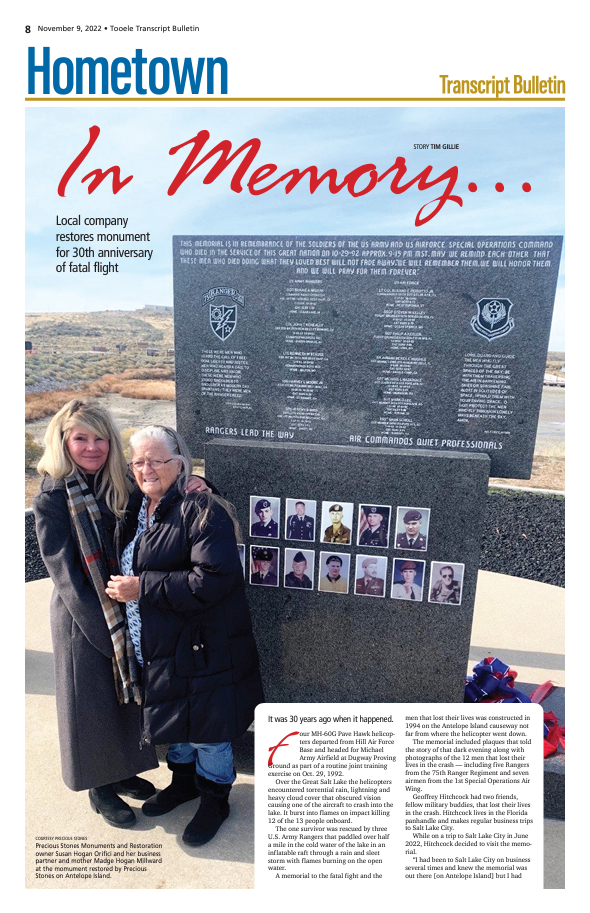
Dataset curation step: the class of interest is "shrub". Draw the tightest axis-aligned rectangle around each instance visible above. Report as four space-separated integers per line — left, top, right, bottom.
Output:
25 432 43 471
25 388 105 421
120 427 139 461
117 380 175 400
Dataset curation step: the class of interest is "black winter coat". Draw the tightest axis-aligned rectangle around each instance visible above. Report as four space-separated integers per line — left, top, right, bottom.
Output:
120 487 264 746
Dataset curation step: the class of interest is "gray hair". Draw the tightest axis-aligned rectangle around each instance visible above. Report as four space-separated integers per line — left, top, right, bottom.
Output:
129 424 192 493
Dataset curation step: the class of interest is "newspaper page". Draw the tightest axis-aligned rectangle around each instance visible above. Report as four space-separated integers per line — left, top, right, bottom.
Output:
16 0 575 906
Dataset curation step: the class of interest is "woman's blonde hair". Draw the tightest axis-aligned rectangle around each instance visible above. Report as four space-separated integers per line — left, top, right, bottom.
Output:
37 399 132 518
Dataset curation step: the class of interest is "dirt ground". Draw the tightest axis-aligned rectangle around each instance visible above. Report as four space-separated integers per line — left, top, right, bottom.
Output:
25 392 176 445
490 450 564 492
490 386 564 491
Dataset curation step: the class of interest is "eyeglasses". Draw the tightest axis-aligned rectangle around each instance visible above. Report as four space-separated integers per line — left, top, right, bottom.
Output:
441 573 453 579
129 458 176 471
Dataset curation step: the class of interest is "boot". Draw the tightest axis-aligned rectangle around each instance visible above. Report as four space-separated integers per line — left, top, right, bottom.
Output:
112 775 156 800
89 784 136 828
142 759 200 817
182 774 232 847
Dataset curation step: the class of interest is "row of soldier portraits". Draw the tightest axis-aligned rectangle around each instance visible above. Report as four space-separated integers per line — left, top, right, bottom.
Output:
250 497 431 551
237 545 464 605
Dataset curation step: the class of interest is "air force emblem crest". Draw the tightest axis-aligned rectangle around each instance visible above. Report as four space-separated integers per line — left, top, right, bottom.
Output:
202 287 245 341
471 298 515 341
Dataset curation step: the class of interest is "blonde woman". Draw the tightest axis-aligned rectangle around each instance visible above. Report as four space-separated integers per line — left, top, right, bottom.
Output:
33 401 205 828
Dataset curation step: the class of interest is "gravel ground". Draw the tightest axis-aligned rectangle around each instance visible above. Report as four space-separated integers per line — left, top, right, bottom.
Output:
25 512 47 582
25 488 565 586
480 489 564 587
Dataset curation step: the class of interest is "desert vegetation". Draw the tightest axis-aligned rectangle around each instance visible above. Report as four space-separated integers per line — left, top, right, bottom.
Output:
25 368 176 421
25 310 177 419
25 432 43 471
25 310 174 390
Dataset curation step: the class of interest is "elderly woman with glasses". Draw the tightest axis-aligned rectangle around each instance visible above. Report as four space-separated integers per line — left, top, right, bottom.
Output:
106 425 263 847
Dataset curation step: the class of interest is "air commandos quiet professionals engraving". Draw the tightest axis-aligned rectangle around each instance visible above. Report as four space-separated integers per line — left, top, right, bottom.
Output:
174 235 562 478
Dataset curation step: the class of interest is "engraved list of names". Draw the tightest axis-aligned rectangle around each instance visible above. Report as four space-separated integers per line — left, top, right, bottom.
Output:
173 235 562 478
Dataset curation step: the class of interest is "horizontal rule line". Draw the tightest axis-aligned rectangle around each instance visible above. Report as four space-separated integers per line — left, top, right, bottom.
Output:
25 96 566 102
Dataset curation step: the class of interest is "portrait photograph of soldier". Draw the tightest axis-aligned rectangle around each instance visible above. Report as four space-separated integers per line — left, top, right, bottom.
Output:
357 504 391 548
391 559 425 601
250 546 279 587
318 552 350 594
428 562 464 605
355 555 387 597
285 498 316 542
238 544 246 578
249 496 280 538
395 507 431 551
284 548 315 590
321 501 354 545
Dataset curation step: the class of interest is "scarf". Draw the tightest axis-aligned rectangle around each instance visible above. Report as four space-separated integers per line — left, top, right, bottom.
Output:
65 470 142 705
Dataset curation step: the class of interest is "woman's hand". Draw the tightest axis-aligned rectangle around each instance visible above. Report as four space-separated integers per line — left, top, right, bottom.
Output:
185 475 211 494
106 575 140 602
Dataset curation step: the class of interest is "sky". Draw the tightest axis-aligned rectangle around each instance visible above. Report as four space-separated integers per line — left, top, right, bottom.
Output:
26 105 565 349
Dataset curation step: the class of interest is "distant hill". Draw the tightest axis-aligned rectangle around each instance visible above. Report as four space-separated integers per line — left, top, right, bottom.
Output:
29 315 162 340
26 310 172 343
25 310 175 393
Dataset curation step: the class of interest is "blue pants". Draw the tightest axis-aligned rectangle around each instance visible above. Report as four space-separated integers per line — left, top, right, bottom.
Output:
167 742 235 785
